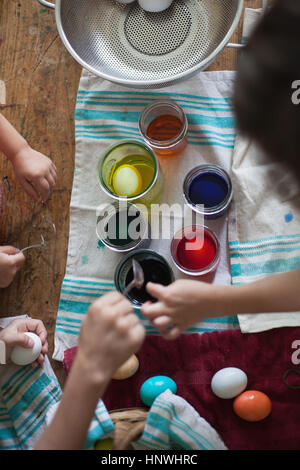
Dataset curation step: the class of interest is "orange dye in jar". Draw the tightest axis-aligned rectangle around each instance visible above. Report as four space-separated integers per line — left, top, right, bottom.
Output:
146 114 187 157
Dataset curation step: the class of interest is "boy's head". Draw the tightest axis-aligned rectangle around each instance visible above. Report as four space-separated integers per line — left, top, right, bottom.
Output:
234 0 300 177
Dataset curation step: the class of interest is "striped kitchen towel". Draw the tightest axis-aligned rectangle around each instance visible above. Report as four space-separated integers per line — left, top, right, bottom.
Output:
132 390 227 451
45 399 114 450
0 315 62 450
229 136 300 332
0 316 114 450
53 69 240 361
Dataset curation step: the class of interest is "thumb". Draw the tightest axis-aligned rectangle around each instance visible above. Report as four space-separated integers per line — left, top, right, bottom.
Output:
20 178 40 202
0 246 20 255
15 333 34 349
145 282 167 300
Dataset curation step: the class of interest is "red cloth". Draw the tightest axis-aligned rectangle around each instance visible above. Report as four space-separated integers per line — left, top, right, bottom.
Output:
63 328 300 450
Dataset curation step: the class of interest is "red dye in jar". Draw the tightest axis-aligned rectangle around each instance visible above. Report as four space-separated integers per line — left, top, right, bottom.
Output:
176 229 217 271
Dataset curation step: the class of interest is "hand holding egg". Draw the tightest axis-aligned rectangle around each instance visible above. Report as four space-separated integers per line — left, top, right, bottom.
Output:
11 332 42 366
0 318 48 367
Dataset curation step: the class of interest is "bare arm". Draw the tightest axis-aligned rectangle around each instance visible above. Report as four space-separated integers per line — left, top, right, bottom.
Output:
0 113 57 202
35 356 109 450
227 269 300 315
0 114 28 161
141 269 300 339
35 292 145 450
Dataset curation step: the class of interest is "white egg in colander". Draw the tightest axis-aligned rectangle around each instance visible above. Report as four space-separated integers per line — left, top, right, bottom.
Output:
115 0 174 12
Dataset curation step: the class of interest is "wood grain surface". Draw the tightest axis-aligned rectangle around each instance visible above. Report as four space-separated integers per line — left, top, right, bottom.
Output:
0 0 263 387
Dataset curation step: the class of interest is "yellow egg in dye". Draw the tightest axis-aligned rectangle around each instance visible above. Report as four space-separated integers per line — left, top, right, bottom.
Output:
94 438 114 450
113 164 142 197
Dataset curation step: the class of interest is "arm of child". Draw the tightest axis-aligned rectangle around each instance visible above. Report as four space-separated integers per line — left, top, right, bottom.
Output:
0 114 57 202
141 269 300 339
35 292 145 450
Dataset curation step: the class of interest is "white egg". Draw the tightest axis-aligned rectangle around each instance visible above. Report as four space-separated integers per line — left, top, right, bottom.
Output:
211 367 248 399
138 0 174 13
11 332 42 366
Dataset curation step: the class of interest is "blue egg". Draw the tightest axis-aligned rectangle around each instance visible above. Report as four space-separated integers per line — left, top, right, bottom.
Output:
140 375 177 407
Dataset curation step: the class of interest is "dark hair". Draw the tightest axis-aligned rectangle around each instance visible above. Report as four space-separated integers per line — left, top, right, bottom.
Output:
234 0 300 178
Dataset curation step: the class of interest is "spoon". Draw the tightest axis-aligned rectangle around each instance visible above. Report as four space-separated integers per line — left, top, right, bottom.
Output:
20 223 56 253
123 259 144 297
21 233 46 253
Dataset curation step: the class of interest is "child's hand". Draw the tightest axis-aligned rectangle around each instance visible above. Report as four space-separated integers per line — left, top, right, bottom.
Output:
76 292 145 385
0 318 48 366
141 279 221 340
11 145 57 203
0 246 25 288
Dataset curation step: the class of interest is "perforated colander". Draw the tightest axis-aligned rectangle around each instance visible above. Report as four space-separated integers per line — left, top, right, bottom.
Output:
37 0 264 88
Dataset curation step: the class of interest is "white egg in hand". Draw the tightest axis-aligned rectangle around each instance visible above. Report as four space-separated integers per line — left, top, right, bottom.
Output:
211 367 248 399
11 332 42 366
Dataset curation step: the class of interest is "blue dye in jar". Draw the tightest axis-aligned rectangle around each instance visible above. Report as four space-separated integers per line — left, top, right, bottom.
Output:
188 172 228 208
183 165 233 219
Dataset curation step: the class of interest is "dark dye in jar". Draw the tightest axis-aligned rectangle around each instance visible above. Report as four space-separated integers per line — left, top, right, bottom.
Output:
105 210 141 247
188 172 228 208
125 257 172 304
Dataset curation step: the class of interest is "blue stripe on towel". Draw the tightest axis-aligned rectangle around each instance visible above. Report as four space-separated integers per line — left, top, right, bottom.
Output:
229 234 300 246
231 256 300 277
75 108 235 129
77 89 233 102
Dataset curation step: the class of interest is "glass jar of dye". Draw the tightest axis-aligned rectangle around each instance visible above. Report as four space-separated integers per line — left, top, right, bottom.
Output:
98 139 164 206
96 202 151 253
170 225 220 276
183 164 233 219
115 249 174 308
138 100 188 157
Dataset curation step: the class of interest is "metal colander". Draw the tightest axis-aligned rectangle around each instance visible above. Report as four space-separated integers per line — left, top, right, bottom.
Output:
38 0 245 88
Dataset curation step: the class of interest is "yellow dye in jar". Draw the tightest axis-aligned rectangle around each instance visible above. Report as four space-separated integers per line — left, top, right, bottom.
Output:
108 154 155 198
99 140 163 205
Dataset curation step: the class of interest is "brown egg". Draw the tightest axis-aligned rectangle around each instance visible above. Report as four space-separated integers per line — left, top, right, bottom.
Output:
112 354 139 380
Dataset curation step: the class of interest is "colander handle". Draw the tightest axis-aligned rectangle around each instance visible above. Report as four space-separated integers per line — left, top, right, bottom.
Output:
37 0 55 8
227 0 268 49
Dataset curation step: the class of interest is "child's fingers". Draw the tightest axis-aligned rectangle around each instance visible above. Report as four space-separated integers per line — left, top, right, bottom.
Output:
162 326 181 341
21 179 40 201
152 315 172 328
41 341 48 355
13 252 26 269
46 173 56 188
145 282 167 301
36 177 51 202
15 332 35 349
25 319 47 344
141 301 170 319
0 246 20 255
50 164 57 180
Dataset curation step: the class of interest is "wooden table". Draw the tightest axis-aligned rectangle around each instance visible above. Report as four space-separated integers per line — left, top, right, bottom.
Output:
0 0 263 386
